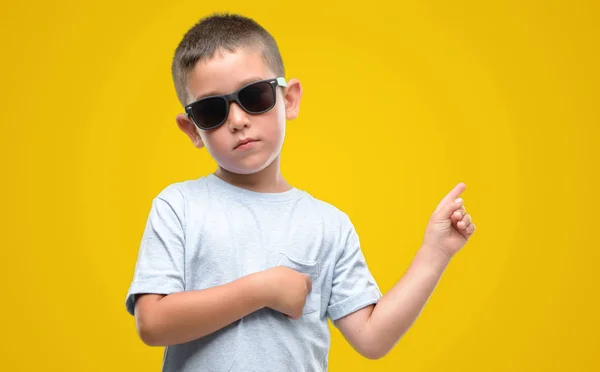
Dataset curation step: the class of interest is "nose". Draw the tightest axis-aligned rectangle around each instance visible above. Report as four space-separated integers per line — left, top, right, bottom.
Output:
227 102 250 132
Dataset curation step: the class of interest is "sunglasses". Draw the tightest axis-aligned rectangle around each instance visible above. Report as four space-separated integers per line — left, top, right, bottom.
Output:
185 77 287 130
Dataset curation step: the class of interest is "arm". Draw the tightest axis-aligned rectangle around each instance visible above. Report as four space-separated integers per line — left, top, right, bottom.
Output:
336 183 476 359
134 266 312 347
334 245 451 359
134 272 268 347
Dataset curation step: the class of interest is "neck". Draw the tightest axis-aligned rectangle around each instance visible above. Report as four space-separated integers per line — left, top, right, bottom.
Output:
214 155 292 193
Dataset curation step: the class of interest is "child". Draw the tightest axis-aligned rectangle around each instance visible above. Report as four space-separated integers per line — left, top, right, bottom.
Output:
125 12 476 372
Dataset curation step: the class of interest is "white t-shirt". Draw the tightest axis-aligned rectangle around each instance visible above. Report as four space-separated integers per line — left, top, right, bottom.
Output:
125 174 382 372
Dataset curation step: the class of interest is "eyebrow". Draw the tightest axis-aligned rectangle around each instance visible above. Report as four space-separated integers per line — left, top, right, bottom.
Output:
193 76 266 101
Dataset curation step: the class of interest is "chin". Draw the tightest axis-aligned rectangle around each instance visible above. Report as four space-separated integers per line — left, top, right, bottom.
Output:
220 153 279 175
217 160 267 175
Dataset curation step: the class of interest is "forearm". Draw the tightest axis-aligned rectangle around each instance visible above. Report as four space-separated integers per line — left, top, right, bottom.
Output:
366 245 452 356
137 272 267 346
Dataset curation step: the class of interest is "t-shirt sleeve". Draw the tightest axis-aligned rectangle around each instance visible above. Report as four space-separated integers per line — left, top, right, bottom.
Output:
124 188 186 316
326 214 382 322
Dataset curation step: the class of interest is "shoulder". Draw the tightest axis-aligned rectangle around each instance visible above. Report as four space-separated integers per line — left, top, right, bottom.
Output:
153 176 212 204
297 189 355 229
146 176 215 221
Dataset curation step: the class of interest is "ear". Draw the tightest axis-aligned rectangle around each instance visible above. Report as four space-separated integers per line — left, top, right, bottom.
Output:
176 113 205 149
283 78 302 120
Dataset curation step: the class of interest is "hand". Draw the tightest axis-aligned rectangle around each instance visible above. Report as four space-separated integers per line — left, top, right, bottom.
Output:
260 266 312 320
422 182 476 259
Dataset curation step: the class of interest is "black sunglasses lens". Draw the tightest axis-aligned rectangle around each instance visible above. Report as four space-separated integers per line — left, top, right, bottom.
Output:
193 97 227 129
238 81 275 113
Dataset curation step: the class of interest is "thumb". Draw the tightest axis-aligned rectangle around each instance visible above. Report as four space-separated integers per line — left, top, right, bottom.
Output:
306 276 313 294
434 197 464 220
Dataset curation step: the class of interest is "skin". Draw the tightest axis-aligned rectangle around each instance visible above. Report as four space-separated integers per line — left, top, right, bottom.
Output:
175 46 300 193
134 46 477 359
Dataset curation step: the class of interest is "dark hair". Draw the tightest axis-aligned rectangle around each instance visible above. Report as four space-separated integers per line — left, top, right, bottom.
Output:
171 13 285 106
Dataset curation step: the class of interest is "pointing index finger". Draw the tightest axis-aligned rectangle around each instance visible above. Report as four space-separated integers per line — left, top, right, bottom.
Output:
434 182 467 213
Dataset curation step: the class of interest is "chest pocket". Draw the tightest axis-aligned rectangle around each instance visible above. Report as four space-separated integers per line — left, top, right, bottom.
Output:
276 252 322 315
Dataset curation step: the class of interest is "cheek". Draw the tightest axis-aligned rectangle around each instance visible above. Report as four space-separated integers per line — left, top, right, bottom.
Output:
263 109 286 138
202 130 230 155
261 121 285 144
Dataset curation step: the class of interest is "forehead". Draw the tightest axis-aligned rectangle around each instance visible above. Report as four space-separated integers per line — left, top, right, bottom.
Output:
186 47 275 102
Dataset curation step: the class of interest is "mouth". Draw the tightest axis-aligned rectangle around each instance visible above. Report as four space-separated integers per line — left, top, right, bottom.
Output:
234 138 259 150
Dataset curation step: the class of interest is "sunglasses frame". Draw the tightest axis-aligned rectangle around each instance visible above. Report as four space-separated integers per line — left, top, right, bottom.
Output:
185 77 287 131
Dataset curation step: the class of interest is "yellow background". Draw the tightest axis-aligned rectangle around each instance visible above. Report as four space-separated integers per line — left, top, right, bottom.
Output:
1 0 598 371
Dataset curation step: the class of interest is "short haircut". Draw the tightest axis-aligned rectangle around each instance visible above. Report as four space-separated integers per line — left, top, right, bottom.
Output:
171 13 285 106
